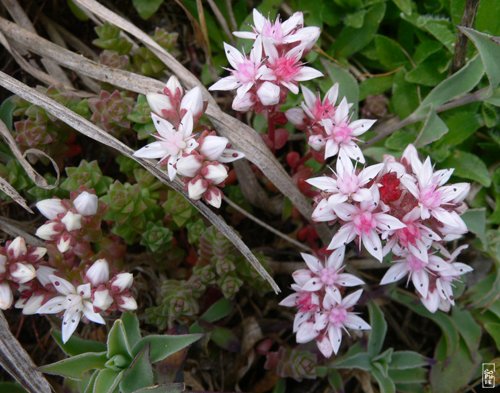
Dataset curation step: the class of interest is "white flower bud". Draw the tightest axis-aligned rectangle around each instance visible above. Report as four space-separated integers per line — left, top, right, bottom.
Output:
73 191 98 216
36 198 66 219
8 237 27 259
257 82 280 106
180 86 204 118
57 235 72 253
176 154 202 177
308 135 326 151
188 178 208 200
118 295 137 311
21 294 44 315
203 163 228 185
0 282 13 310
111 273 134 292
204 187 222 208
86 259 110 286
165 76 183 96
285 108 306 127
232 92 254 112
36 222 59 240
61 211 82 231
93 288 113 311
10 263 36 284
147 93 173 115
199 135 228 160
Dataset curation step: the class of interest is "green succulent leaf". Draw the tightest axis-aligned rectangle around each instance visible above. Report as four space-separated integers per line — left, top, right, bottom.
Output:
120 346 154 393
93 368 124 393
133 333 202 363
442 151 491 187
367 301 387 357
40 351 107 380
390 351 429 370
331 351 371 371
107 320 132 359
321 59 360 113
415 111 448 147
372 366 396 393
52 330 106 356
121 312 142 348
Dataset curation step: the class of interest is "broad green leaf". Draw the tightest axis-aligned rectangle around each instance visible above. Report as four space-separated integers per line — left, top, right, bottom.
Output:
327 369 344 390
388 368 428 384
359 75 393 100
133 333 202 363
132 0 164 19
93 369 123 393
0 382 27 393
40 352 107 379
413 39 443 64
372 367 396 393
484 322 500 351
392 0 412 15
190 298 233 333
442 151 491 187
52 330 106 356
413 55 484 117
438 109 482 147
402 14 456 52
405 52 449 86
344 9 367 29
390 70 420 118
395 383 425 393
460 27 500 89
368 302 387 356
120 346 154 393
331 352 371 371
83 370 99 393
332 3 386 58
121 312 142 348
482 102 499 127
0 96 15 131
430 338 481 393
390 351 428 370
372 348 393 377
451 308 482 357
475 0 500 35
461 208 487 246
415 111 448 146
321 60 359 113
375 35 409 69
107 320 132 358
385 129 418 151
210 327 241 352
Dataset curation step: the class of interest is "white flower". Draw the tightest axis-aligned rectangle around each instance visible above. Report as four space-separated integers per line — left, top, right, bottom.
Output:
204 187 223 208
37 275 105 343
232 91 254 112
73 191 98 216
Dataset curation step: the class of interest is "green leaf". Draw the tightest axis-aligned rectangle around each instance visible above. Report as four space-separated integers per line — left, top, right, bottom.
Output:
484 322 500 351
390 70 420 118
52 330 106 356
83 370 99 393
327 369 344 391
372 367 396 393
120 346 154 393
375 35 409 69
133 333 202 363
0 382 28 393
107 320 132 359
121 313 142 348
132 0 164 19
210 327 240 352
460 27 500 89
332 3 386 58
331 352 372 371
344 9 367 29
415 111 448 146
438 109 482 147
413 55 484 117
40 352 107 379
131 384 184 393
367 302 387 357
475 0 500 35
451 308 482 357
405 51 449 86
321 60 360 113
392 0 412 15
390 351 428 370
359 75 394 100
442 151 491 187
388 368 428 384
67 0 89 21
93 369 123 393
461 208 487 246
190 298 233 333
0 96 15 131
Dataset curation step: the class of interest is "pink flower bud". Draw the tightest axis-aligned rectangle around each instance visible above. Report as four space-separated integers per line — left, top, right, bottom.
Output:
165 76 183 97
36 222 59 240
188 178 208 200
61 211 82 231
31 247 47 261
199 135 228 160
202 163 228 185
36 198 66 219
111 273 133 292
118 295 137 311
85 259 110 286
10 262 36 284
93 288 113 311
0 282 13 310
257 82 280 106
204 187 222 208
7 237 27 259
73 191 98 216
176 154 203 177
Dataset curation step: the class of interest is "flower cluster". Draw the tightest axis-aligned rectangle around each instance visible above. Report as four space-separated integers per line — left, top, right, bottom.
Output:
134 76 244 208
286 85 376 163
1 190 137 343
279 249 370 357
209 9 322 112
306 144 472 312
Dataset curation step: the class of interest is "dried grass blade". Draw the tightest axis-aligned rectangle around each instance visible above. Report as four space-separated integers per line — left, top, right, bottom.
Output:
0 311 52 393
0 71 280 293
0 175 32 213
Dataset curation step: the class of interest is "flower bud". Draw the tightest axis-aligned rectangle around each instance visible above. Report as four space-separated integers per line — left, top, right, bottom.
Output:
73 191 98 216
202 163 228 185
176 154 203 177
86 259 110 286
199 135 228 160
180 86 204 118
0 282 13 310
36 198 66 219
61 211 82 231
308 135 326 151
21 294 44 315
204 187 222 208
93 288 113 311
111 273 134 292
57 233 72 253
7 237 27 259
257 82 280 106
165 76 183 97
147 93 174 115
36 222 59 240
118 295 137 311
36 266 57 287
188 178 208 200
10 263 36 284
232 92 254 112
285 108 306 127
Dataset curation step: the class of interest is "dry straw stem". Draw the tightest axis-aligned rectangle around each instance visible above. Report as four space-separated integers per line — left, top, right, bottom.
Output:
0 311 52 393
0 70 280 294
